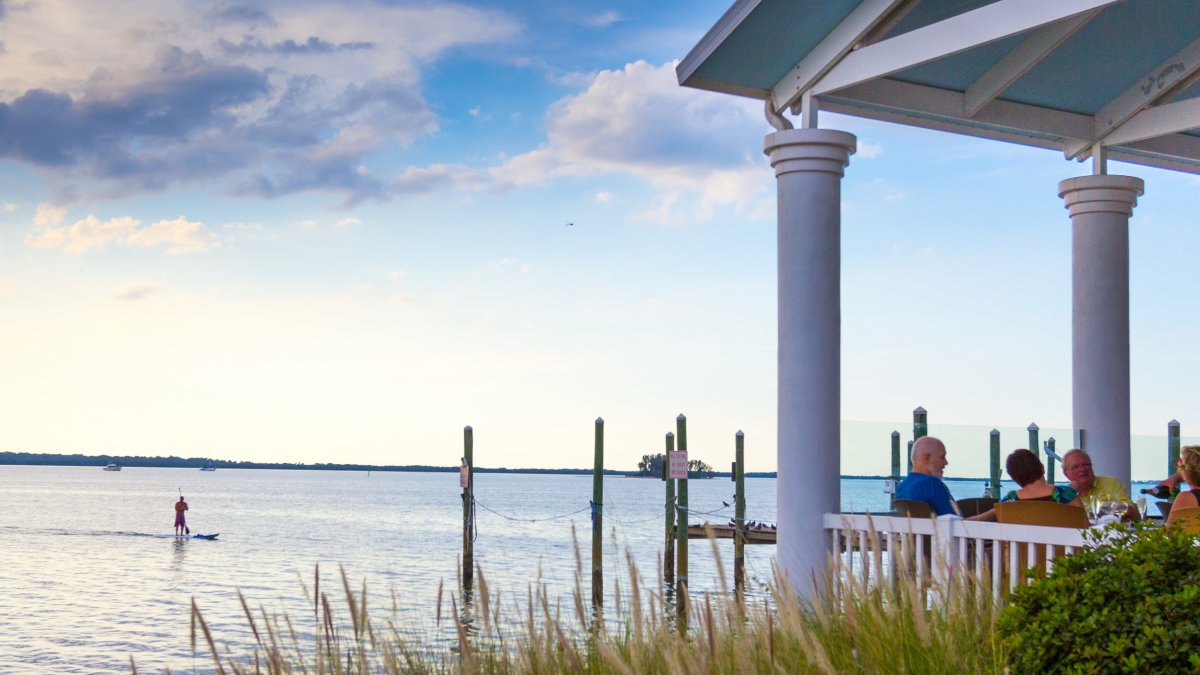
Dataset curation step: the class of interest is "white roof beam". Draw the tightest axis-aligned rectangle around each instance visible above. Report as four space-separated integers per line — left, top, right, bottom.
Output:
963 10 1101 118
770 0 910 113
1101 97 1200 147
811 0 1121 97
1065 34 1200 158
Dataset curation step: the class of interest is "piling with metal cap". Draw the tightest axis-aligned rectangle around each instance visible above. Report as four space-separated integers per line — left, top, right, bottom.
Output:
1169 420 1181 477
664 431 675 584
675 413 689 624
592 417 604 608
1028 422 1040 474
1046 437 1057 484
462 425 474 589
989 429 1001 499
734 430 746 597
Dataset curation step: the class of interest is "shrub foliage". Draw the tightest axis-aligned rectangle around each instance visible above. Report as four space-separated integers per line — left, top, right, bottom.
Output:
999 523 1200 674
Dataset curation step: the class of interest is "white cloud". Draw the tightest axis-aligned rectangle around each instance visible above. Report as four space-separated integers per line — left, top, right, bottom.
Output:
595 191 614 203
585 11 621 28
111 282 164 301
2 202 18 213
858 139 884 159
390 292 415 303
34 204 67 226
336 217 361 228
25 214 219 254
389 270 411 282
300 219 318 228
488 258 531 275
468 106 481 117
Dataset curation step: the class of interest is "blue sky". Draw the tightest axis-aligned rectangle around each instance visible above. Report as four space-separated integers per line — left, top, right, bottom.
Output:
0 0 1196 478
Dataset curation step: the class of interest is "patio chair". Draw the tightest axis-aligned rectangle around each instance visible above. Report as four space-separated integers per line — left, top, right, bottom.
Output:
892 499 933 518
995 501 1089 528
995 501 1088 582
1167 506 1200 534
957 497 998 518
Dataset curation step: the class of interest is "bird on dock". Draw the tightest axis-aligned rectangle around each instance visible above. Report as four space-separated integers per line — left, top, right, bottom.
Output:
722 500 730 507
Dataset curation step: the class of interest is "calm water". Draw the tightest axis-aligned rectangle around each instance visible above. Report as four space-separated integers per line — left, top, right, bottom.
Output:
0 466 1156 673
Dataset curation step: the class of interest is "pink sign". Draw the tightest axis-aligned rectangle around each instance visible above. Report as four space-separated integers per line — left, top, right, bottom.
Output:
460 464 469 488
668 450 689 479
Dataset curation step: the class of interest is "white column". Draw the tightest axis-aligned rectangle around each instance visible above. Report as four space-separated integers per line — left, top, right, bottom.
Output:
765 128 855 593
1059 175 1144 488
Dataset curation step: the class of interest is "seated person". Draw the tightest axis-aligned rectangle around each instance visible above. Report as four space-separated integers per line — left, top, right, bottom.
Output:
896 436 960 516
1167 445 1200 526
1001 449 1082 506
1062 448 1138 521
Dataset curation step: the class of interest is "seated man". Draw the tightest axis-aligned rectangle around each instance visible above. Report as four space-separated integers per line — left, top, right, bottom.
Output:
1062 448 1139 521
896 436 961 516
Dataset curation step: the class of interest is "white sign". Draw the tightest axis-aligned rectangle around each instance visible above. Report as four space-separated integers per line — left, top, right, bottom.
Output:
668 450 689 480
460 463 469 488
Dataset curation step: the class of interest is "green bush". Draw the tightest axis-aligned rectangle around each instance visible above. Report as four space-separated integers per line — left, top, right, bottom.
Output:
998 523 1200 674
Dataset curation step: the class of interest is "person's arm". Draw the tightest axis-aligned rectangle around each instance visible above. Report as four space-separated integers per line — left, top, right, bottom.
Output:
1167 490 1200 526
1159 471 1184 489
930 483 958 517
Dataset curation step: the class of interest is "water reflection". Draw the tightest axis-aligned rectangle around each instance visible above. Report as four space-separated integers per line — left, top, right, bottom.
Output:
171 537 187 572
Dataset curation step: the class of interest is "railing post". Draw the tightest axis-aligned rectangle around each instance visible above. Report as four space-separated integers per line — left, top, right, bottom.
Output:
931 515 960 587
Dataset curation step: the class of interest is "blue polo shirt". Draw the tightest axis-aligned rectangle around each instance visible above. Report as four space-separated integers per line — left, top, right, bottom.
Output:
896 472 959 516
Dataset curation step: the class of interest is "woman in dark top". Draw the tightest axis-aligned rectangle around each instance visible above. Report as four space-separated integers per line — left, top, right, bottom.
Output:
1001 448 1083 506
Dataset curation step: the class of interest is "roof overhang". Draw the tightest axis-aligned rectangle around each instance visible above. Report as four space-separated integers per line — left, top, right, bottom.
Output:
678 0 1200 174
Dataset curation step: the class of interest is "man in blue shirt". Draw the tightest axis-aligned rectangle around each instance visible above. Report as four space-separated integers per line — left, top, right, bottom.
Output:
896 436 961 516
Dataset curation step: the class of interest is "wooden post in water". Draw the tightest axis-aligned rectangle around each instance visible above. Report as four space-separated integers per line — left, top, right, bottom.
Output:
1028 422 1039 472
664 431 675 584
913 406 928 441
907 439 914 475
592 417 604 609
890 431 901 507
734 430 746 597
988 429 1001 499
462 425 475 589
1045 437 1057 484
1169 420 1181 477
675 413 689 623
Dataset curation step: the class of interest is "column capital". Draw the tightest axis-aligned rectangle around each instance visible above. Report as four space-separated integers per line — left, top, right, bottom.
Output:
1058 175 1144 218
764 128 856 178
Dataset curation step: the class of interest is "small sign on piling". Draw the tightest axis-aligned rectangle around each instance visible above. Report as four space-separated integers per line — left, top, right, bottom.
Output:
668 450 689 479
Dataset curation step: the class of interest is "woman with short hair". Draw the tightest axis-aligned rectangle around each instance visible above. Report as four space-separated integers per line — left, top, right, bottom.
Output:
1001 448 1083 506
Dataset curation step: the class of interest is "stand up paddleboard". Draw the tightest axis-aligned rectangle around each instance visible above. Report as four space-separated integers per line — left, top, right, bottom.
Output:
154 533 219 539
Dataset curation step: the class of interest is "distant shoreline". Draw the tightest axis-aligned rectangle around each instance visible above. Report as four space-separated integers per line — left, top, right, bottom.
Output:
0 452 1161 482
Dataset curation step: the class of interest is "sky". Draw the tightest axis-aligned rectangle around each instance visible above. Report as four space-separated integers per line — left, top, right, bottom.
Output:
1 0 1198 479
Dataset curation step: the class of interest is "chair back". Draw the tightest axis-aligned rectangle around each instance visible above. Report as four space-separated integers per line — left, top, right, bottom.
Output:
892 499 933 518
957 497 998 517
1167 506 1200 533
995 500 1089 528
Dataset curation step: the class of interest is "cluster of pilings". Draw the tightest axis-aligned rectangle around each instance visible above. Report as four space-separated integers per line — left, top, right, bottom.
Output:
458 414 753 628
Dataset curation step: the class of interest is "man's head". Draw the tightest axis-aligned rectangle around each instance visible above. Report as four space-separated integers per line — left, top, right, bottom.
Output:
179 496 185 501
911 436 948 477
1062 449 1094 492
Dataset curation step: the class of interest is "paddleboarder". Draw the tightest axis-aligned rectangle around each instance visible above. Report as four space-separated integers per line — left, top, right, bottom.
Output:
174 495 189 536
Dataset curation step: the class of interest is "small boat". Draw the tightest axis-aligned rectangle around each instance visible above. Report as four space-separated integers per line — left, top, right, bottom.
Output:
688 521 776 544
200 462 216 472
103 461 121 472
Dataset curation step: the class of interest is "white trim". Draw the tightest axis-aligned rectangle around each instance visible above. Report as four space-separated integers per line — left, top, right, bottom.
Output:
812 0 1121 96
1065 33 1200 158
771 0 908 113
963 11 1100 117
1102 97 1200 147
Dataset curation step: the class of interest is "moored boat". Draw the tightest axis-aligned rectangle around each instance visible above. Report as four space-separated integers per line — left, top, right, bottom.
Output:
103 460 121 471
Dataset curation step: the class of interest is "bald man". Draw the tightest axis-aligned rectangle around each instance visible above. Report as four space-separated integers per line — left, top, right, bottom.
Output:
896 436 961 516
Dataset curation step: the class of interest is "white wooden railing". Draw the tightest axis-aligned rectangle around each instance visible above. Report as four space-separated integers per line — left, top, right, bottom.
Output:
824 513 1087 599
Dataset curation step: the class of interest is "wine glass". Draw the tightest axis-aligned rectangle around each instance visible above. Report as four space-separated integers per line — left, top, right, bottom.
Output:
1109 501 1128 521
1136 495 1148 520
1086 494 1101 524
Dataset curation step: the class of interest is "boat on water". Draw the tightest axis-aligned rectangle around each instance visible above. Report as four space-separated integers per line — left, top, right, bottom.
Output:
200 462 216 471
102 461 121 472
688 521 776 544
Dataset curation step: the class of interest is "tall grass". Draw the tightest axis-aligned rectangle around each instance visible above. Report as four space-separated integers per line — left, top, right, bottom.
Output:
165 535 1007 674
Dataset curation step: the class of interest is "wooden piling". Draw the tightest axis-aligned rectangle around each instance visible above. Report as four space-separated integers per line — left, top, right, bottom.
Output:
592 417 604 609
675 413 689 623
462 425 474 590
664 431 675 584
1169 420 1181 477
988 429 1001 499
1045 437 1057 484
890 431 901 507
734 430 746 597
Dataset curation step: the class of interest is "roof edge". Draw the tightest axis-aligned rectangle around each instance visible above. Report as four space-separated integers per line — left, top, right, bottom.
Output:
677 0 765 88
